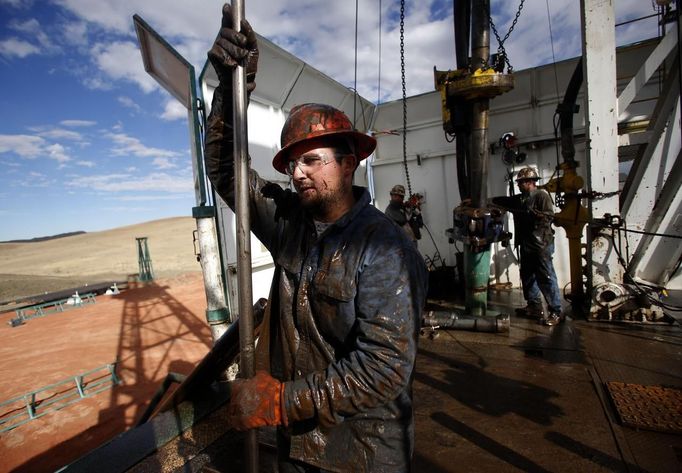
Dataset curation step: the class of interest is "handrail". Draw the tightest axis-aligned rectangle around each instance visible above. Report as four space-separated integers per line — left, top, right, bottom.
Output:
0 361 120 433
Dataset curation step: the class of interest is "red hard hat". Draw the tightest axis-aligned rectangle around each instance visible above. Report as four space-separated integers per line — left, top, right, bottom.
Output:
272 103 377 174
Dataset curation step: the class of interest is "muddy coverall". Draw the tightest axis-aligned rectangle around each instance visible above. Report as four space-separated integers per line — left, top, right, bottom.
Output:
384 201 417 242
513 189 562 313
204 83 428 472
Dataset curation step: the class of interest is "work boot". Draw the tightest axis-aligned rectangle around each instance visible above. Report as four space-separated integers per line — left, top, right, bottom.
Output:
542 311 562 326
516 302 544 319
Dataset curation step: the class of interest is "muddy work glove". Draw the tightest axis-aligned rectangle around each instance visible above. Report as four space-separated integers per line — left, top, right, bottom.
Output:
228 371 286 430
204 4 259 199
208 3 259 93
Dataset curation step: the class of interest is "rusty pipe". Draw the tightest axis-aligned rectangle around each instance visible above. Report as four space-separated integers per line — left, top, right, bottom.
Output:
231 0 258 471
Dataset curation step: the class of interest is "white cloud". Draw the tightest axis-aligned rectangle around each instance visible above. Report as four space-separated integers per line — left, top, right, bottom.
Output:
12 0 656 103
9 18 40 33
19 170 53 188
0 37 40 58
35 128 85 141
66 172 192 193
82 76 113 91
60 119 96 127
99 205 152 212
109 194 187 202
61 20 88 46
76 160 95 167
0 134 46 158
152 157 177 169
7 17 60 54
0 159 21 167
91 41 158 93
53 0 145 33
45 143 71 164
105 131 180 159
0 0 34 8
118 96 142 113
160 100 186 121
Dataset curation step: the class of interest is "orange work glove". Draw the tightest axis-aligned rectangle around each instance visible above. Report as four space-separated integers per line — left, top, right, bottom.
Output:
227 370 286 431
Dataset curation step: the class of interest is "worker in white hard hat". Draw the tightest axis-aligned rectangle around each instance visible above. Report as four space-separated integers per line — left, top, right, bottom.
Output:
203 5 427 472
513 167 563 326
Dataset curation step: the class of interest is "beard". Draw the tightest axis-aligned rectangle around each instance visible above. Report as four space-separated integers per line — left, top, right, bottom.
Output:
297 178 346 220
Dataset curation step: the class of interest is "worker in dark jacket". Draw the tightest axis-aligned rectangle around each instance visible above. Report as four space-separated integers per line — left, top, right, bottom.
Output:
496 167 562 325
204 5 428 472
385 184 417 242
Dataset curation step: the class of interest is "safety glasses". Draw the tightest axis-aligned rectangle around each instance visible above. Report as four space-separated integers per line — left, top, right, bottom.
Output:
285 152 332 176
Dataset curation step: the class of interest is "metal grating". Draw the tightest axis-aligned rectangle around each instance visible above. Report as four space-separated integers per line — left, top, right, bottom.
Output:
606 381 682 435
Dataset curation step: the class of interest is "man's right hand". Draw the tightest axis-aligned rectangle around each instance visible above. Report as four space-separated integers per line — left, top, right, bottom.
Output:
208 3 259 92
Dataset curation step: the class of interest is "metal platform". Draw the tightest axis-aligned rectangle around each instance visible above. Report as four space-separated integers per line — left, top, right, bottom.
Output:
61 289 682 473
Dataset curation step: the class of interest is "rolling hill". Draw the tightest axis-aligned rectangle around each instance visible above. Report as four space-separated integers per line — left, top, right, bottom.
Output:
0 217 201 302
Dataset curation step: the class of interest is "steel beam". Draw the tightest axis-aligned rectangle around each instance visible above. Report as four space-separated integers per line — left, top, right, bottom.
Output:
580 0 623 297
617 30 677 115
629 148 682 285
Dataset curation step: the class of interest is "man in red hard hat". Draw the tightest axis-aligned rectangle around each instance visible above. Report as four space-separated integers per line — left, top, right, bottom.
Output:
204 5 427 472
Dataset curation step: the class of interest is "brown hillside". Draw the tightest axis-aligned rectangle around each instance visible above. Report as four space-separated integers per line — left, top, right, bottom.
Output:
0 217 201 302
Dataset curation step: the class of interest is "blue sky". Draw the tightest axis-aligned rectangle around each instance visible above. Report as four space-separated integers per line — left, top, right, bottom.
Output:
0 0 659 240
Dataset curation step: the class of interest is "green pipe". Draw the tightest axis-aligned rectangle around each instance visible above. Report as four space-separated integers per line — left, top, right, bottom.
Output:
464 245 491 316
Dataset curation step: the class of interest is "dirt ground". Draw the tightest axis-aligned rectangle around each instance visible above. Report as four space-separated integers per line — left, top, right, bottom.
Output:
0 272 211 473
0 218 215 472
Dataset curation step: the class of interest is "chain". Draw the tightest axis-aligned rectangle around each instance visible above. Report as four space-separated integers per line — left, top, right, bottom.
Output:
488 0 525 72
400 0 412 195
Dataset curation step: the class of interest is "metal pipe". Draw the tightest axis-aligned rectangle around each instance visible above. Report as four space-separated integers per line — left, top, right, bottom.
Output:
454 0 471 69
136 372 187 426
194 211 231 342
232 0 258 471
423 311 510 333
469 0 490 208
464 246 491 316
469 101 489 207
453 0 472 201
558 58 583 164
470 0 489 70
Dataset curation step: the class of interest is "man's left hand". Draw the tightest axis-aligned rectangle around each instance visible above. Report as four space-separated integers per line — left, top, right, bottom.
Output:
207 3 259 91
228 371 286 430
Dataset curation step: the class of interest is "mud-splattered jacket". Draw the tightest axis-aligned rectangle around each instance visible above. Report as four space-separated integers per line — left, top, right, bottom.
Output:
514 189 555 252
205 84 428 472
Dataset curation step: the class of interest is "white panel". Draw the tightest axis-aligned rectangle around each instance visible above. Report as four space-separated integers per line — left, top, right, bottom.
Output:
623 100 680 254
372 156 460 269
283 66 351 111
253 37 305 107
639 193 682 285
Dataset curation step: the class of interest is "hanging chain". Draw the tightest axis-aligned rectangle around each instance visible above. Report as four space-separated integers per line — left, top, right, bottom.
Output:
400 0 412 196
488 0 525 73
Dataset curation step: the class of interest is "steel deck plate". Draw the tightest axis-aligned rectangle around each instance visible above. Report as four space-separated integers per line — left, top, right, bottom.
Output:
606 381 682 435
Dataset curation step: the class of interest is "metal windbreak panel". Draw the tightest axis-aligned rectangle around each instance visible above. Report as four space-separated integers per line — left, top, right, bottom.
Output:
133 14 193 108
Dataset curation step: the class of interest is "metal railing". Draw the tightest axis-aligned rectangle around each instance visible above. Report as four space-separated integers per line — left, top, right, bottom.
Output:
0 361 120 433
10 292 96 326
